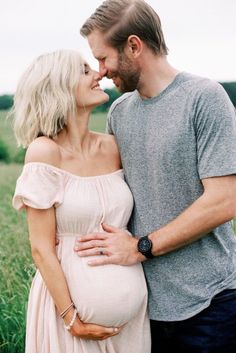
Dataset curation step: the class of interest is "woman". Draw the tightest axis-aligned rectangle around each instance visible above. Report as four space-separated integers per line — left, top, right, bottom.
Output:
12 50 151 353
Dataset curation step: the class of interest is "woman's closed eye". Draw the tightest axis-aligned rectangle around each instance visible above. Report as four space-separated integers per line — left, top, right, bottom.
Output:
84 64 90 75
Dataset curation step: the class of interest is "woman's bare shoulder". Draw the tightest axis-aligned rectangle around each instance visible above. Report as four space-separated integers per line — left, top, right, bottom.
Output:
95 133 121 167
95 133 119 153
24 136 61 167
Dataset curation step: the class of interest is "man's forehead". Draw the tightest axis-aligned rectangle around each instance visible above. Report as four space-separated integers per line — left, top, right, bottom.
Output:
88 40 105 56
88 31 104 47
87 30 112 56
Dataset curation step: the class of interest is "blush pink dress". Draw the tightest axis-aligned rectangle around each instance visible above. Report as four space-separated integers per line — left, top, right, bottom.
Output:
13 162 151 353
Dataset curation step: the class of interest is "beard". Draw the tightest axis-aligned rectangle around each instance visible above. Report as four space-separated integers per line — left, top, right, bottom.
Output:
109 52 141 93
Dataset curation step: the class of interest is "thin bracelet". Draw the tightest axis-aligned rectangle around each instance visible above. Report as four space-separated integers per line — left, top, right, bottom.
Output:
60 302 74 318
64 308 78 331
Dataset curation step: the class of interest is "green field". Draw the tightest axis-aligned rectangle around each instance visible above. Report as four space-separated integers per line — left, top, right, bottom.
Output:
0 110 107 353
0 163 31 353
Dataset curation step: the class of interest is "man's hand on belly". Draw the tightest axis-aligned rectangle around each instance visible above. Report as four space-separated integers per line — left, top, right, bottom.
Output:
74 223 145 266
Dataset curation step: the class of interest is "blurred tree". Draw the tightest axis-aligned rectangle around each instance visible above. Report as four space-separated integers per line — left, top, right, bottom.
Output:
0 138 10 162
13 147 26 164
93 88 121 113
0 95 14 110
220 82 236 107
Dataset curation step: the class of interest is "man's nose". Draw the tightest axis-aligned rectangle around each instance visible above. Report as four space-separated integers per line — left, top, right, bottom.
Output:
99 62 108 77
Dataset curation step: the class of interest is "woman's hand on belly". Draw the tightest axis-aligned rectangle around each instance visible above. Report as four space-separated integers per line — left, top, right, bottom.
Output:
70 316 122 340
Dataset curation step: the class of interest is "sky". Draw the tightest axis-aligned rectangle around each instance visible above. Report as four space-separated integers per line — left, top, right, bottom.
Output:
0 0 236 94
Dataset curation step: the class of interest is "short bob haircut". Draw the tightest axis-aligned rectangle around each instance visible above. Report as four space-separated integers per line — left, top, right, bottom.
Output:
80 0 168 55
13 50 84 148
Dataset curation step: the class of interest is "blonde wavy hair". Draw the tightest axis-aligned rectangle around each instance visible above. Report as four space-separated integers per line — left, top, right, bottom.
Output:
13 50 84 147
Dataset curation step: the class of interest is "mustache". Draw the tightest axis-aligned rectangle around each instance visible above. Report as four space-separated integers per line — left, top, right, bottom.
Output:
106 71 118 79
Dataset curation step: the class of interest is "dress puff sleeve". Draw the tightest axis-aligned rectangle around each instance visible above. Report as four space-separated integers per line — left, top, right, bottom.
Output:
12 163 64 210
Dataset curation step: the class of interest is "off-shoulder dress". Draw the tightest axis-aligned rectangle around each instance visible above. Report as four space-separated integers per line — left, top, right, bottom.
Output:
13 162 151 353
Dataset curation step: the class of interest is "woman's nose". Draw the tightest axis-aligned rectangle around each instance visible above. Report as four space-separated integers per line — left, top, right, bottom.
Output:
94 70 102 81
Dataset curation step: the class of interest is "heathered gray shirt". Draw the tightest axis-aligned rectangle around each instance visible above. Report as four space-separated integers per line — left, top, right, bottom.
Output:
107 72 236 321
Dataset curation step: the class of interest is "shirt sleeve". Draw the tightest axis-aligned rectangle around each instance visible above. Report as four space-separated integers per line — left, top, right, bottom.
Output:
106 108 114 135
12 163 64 210
194 81 236 179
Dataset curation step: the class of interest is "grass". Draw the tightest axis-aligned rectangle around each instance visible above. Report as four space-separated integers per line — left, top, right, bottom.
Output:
0 163 33 353
0 111 19 161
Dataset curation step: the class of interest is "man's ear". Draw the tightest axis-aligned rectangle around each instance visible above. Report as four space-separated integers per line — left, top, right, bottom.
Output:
126 35 143 58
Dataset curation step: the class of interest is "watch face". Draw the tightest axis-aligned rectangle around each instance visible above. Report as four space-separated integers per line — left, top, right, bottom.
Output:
138 236 153 259
139 237 151 252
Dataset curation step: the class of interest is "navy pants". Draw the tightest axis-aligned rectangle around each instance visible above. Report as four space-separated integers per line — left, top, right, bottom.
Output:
150 289 236 353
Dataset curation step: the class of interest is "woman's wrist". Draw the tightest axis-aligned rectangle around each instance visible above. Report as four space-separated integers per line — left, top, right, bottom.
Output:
68 316 84 337
64 308 78 331
63 308 84 336
62 305 75 323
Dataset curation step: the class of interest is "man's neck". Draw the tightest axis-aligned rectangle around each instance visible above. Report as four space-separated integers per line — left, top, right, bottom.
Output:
138 54 179 99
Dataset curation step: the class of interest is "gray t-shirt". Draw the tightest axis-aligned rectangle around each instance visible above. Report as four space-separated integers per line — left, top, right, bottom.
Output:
107 72 236 321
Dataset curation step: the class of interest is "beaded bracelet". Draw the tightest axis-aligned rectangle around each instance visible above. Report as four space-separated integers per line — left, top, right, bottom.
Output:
64 308 78 331
60 302 74 318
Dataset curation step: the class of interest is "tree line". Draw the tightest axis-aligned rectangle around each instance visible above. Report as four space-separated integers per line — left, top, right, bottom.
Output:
0 82 235 111
0 83 236 164
0 88 121 111
220 82 236 107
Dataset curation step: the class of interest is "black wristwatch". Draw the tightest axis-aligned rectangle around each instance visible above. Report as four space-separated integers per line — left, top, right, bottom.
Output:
137 235 154 259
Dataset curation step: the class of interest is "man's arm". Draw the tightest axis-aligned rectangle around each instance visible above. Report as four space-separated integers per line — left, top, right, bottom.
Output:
149 174 236 255
75 174 236 265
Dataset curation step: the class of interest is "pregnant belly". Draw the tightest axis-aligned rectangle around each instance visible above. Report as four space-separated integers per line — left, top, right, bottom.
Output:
60 249 147 327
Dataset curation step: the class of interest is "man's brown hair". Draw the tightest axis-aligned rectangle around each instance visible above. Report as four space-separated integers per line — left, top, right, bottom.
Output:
80 0 168 55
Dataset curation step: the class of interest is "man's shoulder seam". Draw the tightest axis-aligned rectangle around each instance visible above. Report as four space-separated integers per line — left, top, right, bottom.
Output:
109 92 134 113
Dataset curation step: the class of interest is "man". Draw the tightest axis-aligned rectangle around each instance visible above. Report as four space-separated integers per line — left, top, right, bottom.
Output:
75 1 236 351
